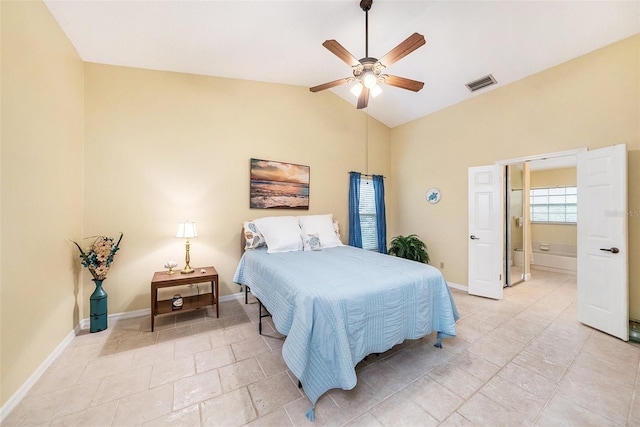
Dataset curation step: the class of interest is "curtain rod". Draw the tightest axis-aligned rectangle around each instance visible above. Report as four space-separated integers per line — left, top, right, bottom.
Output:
348 172 386 178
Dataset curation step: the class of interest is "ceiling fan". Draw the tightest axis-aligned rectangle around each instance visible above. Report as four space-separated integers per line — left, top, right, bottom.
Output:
309 0 426 109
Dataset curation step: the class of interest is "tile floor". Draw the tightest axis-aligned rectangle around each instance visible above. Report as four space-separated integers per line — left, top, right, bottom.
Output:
4 270 640 426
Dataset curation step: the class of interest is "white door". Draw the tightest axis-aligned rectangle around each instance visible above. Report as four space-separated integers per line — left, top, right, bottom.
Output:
468 165 504 299
577 144 628 341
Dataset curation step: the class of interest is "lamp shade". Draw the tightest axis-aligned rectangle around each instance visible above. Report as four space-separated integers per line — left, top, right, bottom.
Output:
176 221 197 239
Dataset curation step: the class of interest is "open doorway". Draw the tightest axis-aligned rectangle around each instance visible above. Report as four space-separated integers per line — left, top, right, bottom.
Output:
499 153 578 288
506 157 578 287
528 160 577 278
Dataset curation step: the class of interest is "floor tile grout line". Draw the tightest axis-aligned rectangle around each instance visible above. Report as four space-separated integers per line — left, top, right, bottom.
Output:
627 357 640 426
436 276 579 424
442 334 531 423
505 279 588 425
529 327 594 426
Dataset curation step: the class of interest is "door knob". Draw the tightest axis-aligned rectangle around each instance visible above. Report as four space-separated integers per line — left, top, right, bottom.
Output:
600 247 620 254
470 235 479 240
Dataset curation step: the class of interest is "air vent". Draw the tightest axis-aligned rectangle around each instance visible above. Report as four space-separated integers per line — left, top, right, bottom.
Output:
465 74 497 92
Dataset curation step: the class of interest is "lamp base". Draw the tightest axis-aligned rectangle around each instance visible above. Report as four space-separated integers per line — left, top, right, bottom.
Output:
181 239 195 274
181 266 195 274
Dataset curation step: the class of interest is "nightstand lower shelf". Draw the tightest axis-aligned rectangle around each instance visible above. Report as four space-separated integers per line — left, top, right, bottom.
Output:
155 294 212 316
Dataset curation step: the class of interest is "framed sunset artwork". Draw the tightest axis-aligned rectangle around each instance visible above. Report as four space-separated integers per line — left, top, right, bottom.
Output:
250 158 310 209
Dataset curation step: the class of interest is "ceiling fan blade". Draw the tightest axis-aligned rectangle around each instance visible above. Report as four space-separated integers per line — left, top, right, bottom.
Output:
378 33 426 67
357 87 370 109
309 78 351 93
322 40 361 68
381 75 425 92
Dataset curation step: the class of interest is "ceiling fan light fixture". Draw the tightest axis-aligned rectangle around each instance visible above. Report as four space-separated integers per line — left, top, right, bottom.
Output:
362 71 378 89
370 84 382 98
350 81 364 97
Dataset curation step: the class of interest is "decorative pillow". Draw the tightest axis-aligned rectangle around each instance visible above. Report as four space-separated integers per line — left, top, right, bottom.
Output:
243 221 266 250
303 233 323 251
298 214 344 248
253 216 303 253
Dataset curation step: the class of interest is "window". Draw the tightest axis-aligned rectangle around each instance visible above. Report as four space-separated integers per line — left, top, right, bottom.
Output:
349 172 387 253
359 177 378 250
530 186 577 223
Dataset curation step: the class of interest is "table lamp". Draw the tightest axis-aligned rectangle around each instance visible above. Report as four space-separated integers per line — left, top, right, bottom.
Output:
176 221 197 274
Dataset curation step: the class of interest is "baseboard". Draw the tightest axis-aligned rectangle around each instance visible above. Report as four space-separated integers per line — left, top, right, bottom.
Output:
79 307 150 329
447 281 468 292
0 324 81 423
1 292 244 422
531 265 576 276
79 292 244 328
221 292 244 302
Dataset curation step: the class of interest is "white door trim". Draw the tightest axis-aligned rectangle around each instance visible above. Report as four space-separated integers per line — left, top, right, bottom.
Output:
496 148 587 166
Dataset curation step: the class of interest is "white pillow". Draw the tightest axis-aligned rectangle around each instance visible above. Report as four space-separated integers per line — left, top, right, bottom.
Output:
298 214 344 248
253 216 303 253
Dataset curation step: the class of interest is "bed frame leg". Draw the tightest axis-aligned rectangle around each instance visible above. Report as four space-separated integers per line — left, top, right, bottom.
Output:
245 285 250 304
258 299 263 335
255 298 272 336
298 380 302 389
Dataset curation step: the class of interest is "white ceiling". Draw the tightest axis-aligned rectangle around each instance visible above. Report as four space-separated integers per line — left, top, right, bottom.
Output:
44 0 639 128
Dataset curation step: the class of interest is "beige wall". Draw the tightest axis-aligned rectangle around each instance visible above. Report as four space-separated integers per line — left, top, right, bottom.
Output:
530 167 577 247
1 0 84 407
531 167 576 187
83 63 391 316
390 35 640 317
531 224 577 249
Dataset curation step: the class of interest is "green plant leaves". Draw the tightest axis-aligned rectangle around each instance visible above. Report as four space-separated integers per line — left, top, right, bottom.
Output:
388 234 429 264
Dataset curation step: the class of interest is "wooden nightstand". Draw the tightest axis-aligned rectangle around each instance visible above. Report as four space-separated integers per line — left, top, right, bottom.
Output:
150 266 218 331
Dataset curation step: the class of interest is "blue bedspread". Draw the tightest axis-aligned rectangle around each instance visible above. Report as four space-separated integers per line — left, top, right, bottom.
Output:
233 245 459 412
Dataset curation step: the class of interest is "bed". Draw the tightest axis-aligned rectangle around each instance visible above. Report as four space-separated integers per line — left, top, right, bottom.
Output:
232 215 459 420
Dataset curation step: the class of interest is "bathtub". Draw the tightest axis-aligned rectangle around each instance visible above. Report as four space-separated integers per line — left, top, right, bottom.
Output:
513 242 576 275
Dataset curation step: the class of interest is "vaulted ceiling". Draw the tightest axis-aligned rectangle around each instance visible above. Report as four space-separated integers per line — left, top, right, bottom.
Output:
45 0 639 128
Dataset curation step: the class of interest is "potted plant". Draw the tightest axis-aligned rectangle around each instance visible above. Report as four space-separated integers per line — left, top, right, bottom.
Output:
388 234 430 264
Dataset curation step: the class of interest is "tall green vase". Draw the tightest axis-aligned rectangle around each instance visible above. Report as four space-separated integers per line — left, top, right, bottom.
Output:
90 279 108 333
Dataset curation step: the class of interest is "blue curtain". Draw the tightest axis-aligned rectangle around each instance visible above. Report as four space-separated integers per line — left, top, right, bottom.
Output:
373 174 387 254
348 171 362 248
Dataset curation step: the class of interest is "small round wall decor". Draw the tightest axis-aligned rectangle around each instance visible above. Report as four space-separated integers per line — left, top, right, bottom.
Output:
426 188 441 204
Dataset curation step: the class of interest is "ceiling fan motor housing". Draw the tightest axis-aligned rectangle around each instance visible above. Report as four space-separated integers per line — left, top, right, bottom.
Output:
353 58 385 85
